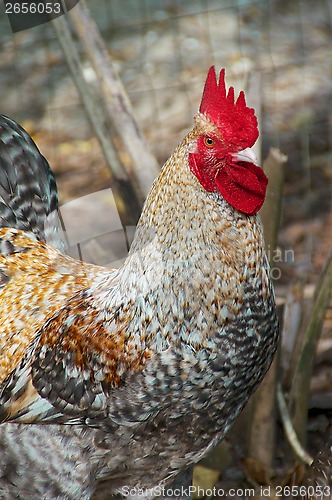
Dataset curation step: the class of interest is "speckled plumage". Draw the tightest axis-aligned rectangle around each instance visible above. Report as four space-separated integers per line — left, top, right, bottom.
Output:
0 72 279 499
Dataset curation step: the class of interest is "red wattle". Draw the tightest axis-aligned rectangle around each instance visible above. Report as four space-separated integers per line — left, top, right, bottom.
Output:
188 153 215 192
215 162 268 215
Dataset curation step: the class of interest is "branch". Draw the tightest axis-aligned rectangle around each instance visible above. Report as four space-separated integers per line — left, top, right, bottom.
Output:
276 382 313 466
51 14 142 225
259 147 287 253
69 0 160 201
289 251 332 445
281 279 305 387
51 15 127 182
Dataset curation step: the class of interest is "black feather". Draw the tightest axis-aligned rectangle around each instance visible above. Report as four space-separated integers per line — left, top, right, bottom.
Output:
0 115 65 251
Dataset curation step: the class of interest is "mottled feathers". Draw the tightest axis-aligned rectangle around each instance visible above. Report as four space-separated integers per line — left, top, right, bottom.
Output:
0 70 279 500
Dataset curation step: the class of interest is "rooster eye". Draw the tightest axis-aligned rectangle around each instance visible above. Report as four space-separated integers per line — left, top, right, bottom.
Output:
204 137 214 147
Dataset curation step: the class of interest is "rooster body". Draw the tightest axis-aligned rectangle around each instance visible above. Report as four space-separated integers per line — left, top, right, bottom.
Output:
0 68 279 497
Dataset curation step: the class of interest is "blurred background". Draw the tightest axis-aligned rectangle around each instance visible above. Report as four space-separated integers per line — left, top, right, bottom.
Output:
0 0 331 496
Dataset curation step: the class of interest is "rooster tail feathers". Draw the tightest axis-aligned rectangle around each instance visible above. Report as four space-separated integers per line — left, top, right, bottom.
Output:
0 115 65 251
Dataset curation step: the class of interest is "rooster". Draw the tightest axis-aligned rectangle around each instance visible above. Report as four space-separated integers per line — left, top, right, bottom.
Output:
0 67 279 498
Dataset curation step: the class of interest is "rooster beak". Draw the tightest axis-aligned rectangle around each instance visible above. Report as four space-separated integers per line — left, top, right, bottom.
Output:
231 147 258 165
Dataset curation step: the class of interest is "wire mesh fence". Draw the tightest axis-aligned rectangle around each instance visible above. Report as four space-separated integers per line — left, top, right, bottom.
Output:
0 0 332 494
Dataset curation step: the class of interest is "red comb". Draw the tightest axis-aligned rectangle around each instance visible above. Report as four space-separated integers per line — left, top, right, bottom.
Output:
199 67 258 148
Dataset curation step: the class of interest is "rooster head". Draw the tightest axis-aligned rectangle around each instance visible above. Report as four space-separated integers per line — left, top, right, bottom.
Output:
188 66 268 215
